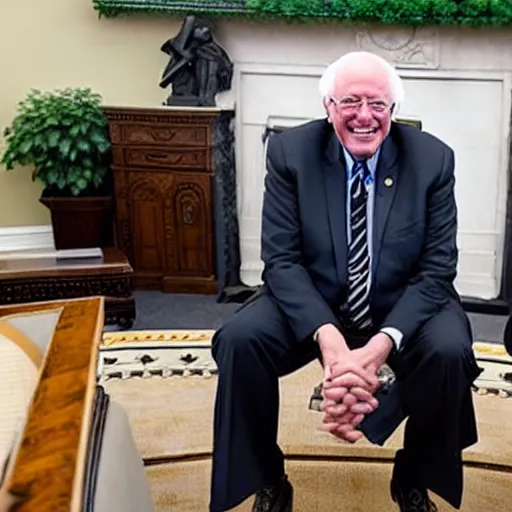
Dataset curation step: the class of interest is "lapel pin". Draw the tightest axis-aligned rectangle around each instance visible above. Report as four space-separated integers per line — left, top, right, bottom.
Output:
384 177 393 187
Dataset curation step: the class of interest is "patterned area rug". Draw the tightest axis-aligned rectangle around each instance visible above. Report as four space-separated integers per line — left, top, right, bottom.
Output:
100 330 512 398
99 331 512 512
99 330 217 380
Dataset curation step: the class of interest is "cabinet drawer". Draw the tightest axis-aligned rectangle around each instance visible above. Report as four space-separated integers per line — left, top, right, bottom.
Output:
115 147 210 171
111 124 208 147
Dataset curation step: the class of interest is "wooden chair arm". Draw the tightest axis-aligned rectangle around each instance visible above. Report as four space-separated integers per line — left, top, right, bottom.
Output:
0 297 104 512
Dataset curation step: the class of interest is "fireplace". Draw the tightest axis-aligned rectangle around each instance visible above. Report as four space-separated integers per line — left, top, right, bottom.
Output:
212 21 512 305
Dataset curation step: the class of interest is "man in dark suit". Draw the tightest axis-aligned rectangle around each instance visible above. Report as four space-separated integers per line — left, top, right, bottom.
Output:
209 51 481 512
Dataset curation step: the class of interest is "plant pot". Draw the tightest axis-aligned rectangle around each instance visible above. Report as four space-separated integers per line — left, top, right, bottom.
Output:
40 196 115 250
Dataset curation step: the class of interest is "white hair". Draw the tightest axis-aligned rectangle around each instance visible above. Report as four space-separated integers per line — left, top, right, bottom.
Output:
318 51 405 115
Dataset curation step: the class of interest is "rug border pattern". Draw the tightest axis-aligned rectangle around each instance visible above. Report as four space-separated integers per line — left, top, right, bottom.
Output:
101 330 508 357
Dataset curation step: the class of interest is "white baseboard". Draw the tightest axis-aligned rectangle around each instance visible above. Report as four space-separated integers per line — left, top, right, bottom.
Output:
0 225 55 253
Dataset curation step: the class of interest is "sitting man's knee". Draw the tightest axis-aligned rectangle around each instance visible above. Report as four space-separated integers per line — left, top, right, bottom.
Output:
422 322 472 368
212 314 261 365
212 319 241 360
435 337 471 365
418 325 481 390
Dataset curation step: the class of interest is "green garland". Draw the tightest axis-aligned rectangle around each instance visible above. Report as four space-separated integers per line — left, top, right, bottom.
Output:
92 1 248 19
92 0 512 27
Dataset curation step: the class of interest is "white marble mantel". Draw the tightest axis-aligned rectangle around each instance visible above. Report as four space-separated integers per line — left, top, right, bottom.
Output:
214 21 512 300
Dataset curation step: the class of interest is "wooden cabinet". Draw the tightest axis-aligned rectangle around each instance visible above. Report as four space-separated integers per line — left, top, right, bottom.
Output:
104 106 229 294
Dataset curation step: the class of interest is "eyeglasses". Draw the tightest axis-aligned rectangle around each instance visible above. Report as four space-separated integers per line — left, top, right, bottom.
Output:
329 96 393 114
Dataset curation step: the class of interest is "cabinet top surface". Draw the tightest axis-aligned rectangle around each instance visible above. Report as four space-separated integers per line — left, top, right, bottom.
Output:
103 105 234 115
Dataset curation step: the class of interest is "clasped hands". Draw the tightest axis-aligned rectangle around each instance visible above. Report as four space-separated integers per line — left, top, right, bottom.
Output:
316 325 393 443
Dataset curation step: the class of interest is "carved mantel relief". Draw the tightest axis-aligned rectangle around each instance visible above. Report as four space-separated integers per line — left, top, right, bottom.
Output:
356 26 440 69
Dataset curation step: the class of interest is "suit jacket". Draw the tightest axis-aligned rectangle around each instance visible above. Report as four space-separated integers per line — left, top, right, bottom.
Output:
261 119 460 346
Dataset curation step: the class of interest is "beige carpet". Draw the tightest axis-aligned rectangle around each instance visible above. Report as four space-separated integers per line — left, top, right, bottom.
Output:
100 330 512 511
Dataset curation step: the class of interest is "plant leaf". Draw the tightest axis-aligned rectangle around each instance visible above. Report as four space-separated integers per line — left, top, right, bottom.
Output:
47 130 60 147
19 140 33 154
59 139 72 156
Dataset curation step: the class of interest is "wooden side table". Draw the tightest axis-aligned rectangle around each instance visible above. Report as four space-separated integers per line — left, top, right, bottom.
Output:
0 247 136 328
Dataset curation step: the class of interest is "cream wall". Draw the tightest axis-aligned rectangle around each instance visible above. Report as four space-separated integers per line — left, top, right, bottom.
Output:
0 0 181 226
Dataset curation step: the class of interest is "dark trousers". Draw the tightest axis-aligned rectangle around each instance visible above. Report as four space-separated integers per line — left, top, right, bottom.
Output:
209 293 481 511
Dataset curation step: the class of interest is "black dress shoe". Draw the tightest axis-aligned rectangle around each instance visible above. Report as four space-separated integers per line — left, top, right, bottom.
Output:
390 478 438 512
252 475 293 512
391 450 438 512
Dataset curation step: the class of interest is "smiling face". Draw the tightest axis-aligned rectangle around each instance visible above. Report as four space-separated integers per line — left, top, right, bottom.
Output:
326 57 393 159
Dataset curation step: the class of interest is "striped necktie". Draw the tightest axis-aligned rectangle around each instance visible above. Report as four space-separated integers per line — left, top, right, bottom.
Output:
345 159 372 329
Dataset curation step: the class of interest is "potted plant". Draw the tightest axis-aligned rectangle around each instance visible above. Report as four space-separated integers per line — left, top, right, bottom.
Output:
1 87 114 250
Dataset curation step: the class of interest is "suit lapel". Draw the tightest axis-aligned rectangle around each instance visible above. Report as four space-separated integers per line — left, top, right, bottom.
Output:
323 131 348 285
372 130 400 275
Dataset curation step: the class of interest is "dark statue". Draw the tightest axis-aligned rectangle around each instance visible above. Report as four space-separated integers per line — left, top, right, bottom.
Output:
159 16 234 107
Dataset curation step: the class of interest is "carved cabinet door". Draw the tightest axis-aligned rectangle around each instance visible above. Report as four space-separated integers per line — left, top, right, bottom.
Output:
167 173 214 278
130 172 168 281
